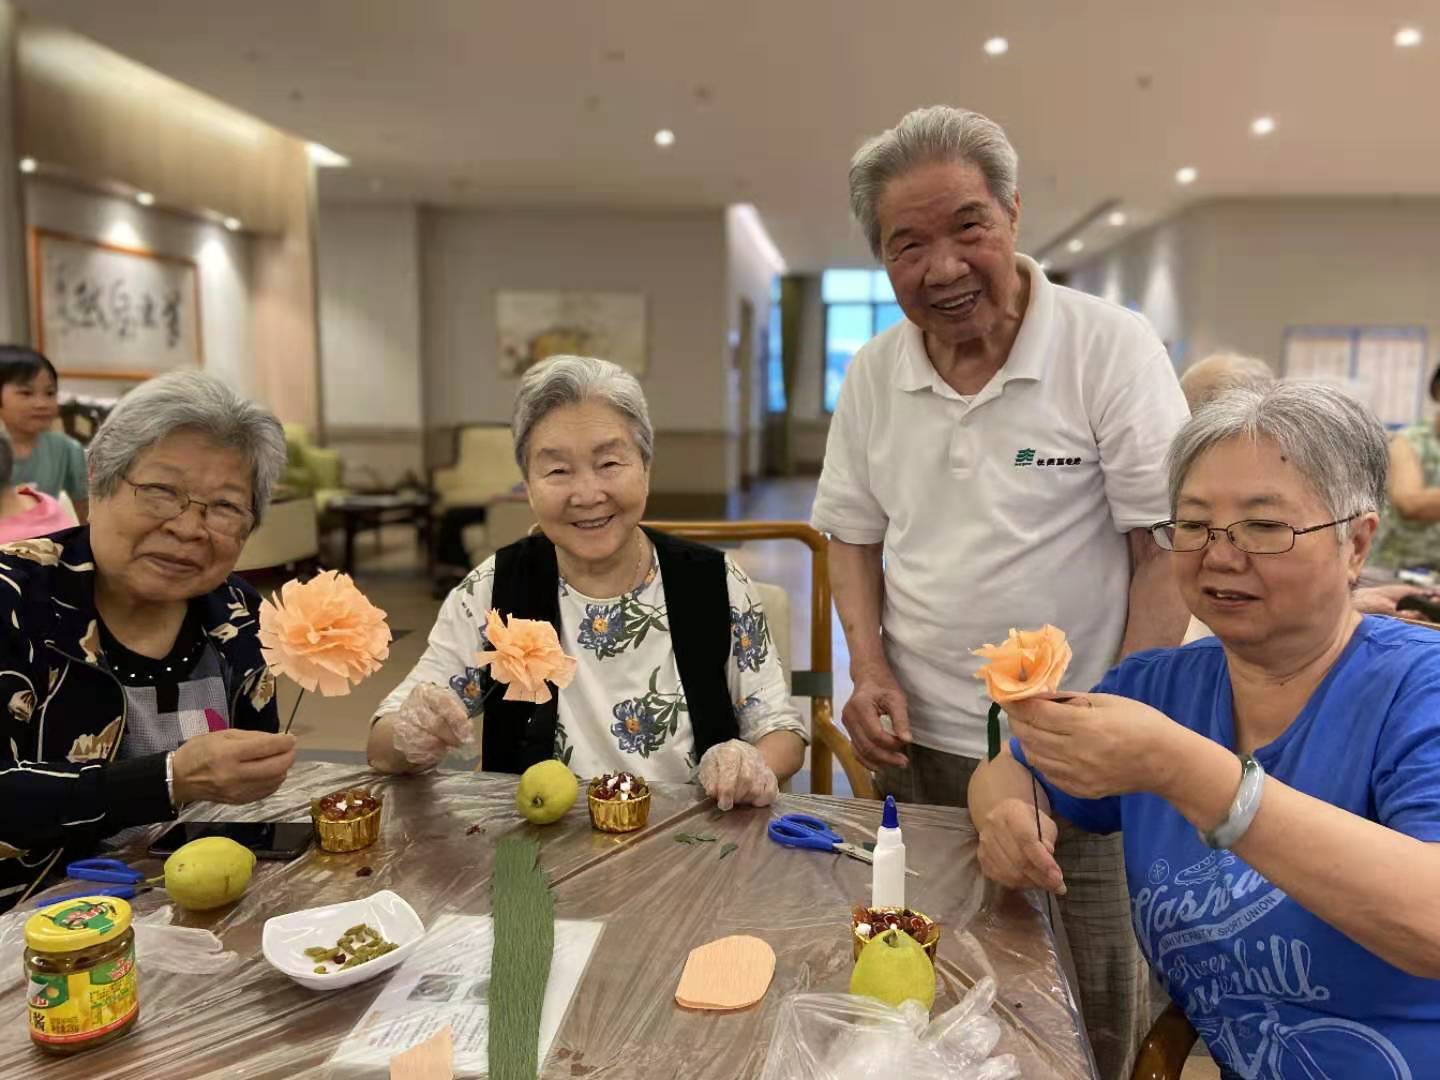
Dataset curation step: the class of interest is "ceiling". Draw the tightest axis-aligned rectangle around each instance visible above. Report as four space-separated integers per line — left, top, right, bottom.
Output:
20 0 1440 271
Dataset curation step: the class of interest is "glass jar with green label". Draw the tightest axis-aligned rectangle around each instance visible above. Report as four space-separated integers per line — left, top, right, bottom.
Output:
24 895 139 1055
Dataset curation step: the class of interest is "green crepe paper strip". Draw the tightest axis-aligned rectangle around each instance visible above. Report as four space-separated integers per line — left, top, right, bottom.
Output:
987 701 1002 761
489 837 555 1080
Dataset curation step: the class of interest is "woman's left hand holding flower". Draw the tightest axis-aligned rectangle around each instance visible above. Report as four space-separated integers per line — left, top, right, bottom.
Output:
1006 693 1182 800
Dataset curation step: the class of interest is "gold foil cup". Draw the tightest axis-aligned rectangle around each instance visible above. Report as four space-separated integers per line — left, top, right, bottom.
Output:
311 790 384 853
851 907 941 962
587 779 650 833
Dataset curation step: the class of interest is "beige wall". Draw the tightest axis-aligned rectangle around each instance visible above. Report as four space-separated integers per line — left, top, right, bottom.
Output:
1070 197 1440 379
419 206 738 496
726 206 784 483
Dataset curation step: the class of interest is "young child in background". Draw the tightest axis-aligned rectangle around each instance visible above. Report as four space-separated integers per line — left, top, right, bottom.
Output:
0 346 88 523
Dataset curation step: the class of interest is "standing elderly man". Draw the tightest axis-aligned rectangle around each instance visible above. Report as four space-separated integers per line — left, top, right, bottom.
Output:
812 105 1191 1078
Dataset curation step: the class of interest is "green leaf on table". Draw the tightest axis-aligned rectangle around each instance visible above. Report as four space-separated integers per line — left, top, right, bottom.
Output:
675 832 718 845
489 838 554 1080
719 842 738 860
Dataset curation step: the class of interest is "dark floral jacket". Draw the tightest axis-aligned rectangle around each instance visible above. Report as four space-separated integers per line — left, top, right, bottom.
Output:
0 528 277 911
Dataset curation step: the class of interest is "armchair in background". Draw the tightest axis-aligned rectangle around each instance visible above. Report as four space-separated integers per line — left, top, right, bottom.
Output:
282 423 347 512
431 425 524 583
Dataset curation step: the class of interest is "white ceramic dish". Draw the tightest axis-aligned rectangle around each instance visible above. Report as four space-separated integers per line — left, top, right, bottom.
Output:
262 889 424 991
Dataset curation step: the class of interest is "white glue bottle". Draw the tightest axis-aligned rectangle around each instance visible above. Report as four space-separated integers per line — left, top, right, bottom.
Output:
871 795 906 909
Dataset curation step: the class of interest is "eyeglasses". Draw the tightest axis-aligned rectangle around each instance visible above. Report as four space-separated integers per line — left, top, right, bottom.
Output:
124 479 254 539
1148 515 1360 555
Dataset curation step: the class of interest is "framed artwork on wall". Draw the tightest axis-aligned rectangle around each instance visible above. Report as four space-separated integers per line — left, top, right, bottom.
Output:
496 290 647 377
29 228 204 380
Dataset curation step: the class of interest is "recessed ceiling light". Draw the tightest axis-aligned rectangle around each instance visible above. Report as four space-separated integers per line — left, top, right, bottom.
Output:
654 128 676 148
17 157 36 174
136 191 155 206
1251 115 1276 136
983 37 1009 56
223 217 241 231
1067 238 1085 254
1107 210 1127 227
306 142 350 168
1175 166 1198 185
1395 26 1423 47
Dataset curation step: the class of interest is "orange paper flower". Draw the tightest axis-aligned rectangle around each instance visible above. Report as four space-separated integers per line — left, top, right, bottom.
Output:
259 570 392 696
972 625 1073 703
475 609 577 704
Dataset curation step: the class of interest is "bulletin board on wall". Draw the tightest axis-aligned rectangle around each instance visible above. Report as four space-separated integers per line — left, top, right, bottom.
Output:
1281 325 1428 429
28 228 204 381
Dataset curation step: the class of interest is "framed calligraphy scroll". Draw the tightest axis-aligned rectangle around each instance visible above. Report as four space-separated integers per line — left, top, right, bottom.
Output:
29 229 203 380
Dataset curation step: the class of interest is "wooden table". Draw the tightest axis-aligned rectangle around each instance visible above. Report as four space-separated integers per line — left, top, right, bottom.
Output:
327 492 433 575
5 763 1096 1078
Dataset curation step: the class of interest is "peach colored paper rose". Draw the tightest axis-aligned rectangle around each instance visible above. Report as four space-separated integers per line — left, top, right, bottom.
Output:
259 570 392 696
474 609 577 705
972 625 1073 703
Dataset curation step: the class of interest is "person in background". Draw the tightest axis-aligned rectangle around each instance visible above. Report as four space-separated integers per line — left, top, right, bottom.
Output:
0 428 74 543
0 370 294 913
370 356 806 808
1178 351 1274 412
1372 363 1440 573
812 105 1191 1078
971 382 1440 1080
0 346 89 523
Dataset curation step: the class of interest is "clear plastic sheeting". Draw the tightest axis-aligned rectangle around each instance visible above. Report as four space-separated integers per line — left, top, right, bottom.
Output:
0 762 1096 1078
760 977 1021 1080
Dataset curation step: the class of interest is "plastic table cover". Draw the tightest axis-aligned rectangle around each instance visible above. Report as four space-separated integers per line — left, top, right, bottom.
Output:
2 762 1096 1078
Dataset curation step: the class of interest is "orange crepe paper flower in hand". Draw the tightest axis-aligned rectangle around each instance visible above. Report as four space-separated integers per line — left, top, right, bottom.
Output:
972 625 1073 759
474 609 577 705
260 571 392 734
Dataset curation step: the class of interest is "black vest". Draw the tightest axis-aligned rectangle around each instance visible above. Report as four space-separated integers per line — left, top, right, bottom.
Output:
481 527 738 774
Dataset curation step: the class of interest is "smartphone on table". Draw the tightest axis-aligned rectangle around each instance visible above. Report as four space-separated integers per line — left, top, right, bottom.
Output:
149 821 313 861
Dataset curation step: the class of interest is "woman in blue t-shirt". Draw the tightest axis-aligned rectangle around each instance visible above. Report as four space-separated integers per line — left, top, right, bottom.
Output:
971 382 1440 1080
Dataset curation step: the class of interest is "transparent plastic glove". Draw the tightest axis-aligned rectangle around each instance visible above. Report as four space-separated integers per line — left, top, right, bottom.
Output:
391 682 475 768
697 738 779 810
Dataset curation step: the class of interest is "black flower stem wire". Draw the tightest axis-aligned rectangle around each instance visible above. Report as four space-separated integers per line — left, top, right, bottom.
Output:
986 700 1059 926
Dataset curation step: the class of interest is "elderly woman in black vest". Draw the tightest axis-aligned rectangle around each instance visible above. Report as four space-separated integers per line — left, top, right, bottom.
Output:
370 356 806 807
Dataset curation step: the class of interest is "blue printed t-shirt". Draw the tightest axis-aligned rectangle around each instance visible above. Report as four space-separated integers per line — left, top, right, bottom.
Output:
1013 616 1440 1080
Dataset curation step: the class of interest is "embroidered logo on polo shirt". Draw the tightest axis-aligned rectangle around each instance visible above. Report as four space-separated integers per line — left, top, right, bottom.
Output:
1014 448 1083 468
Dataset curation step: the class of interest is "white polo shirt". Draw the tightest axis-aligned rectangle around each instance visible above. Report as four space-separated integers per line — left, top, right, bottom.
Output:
812 255 1189 759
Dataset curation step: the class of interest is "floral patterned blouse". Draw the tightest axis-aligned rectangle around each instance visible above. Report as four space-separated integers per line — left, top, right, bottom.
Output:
378 549 806 781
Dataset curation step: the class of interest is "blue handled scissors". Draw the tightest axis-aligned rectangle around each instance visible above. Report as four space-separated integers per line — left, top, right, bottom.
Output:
36 859 154 906
767 814 919 877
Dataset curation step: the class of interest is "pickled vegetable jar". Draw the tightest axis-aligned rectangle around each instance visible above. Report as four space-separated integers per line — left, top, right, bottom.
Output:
24 895 139 1054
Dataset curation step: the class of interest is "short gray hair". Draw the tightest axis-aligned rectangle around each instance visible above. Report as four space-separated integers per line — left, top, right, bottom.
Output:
89 370 287 522
0 428 12 488
1166 382 1388 540
512 355 653 472
849 105 1020 258
1179 352 1276 410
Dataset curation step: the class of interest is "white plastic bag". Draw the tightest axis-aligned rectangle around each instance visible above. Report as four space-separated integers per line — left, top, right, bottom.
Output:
760 976 1021 1080
0 902 238 995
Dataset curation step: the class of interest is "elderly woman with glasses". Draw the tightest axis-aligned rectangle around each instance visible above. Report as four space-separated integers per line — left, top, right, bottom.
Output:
970 382 1440 1079
369 355 807 806
0 371 295 912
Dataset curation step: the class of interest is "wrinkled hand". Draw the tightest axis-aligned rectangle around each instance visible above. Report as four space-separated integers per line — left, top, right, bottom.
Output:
697 739 779 810
171 729 296 805
977 797 1065 895
1006 693 1177 800
391 683 474 768
1353 583 1440 615
840 664 911 771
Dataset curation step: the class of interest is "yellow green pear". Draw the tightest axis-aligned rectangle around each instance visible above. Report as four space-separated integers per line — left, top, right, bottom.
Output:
516 760 578 825
163 836 256 911
850 927 935 1010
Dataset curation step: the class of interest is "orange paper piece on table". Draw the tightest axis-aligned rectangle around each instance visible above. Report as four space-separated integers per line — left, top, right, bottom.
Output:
675 934 776 1011
474 609 578 704
972 625 1073 703
389 1025 454 1080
